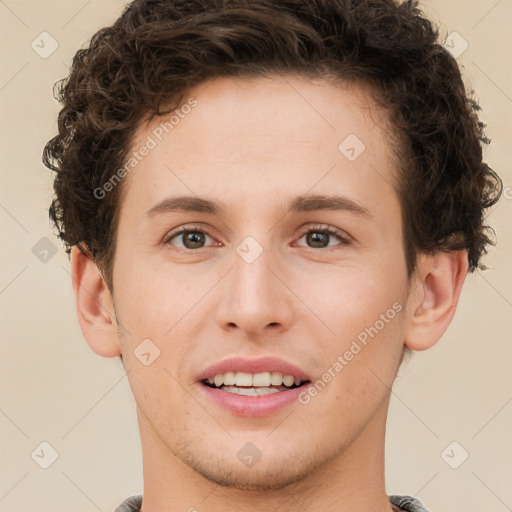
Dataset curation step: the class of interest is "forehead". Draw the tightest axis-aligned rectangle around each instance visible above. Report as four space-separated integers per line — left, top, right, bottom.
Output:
119 74 399 218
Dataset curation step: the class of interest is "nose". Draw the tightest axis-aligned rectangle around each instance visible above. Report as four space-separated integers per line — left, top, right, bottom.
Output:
215 239 295 340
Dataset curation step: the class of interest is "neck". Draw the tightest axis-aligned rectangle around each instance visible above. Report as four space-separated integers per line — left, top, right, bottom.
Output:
138 397 395 512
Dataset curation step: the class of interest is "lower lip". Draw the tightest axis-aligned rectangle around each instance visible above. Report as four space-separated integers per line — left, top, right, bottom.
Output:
199 383 308 417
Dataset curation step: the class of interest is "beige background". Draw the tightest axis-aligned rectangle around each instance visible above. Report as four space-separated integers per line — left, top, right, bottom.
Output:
0 1 511 511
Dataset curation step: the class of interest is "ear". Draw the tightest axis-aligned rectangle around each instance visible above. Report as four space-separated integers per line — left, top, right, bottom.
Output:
404 250 469 351
70 245 121 357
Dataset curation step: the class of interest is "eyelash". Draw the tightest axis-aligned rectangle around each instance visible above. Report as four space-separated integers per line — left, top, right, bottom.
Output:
163 223 352 252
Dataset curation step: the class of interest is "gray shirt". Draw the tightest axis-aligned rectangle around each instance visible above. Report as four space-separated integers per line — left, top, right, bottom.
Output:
115 493 430 511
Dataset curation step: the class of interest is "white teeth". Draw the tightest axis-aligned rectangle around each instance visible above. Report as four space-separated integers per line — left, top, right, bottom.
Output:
208 371 302 388
270 372 282 386
221 386 285 396
235 372 253 387
255 387 281 395
282 375 295 387
252 372 271 386
223 371 236 385
238 387 258 396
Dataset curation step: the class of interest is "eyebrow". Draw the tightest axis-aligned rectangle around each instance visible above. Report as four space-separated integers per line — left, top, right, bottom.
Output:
145 194 371 218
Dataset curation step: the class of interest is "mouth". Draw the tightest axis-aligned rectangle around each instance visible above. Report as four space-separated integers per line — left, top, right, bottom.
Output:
197 357 312 416
202 371 310 396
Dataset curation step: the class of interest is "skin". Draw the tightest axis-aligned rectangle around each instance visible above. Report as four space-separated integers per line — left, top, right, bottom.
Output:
71 74 468 511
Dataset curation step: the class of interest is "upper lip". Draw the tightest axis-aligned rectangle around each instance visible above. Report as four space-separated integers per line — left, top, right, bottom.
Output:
197 356 311 382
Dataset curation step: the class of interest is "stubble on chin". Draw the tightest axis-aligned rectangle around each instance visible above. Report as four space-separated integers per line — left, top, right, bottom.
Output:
167 435 342 491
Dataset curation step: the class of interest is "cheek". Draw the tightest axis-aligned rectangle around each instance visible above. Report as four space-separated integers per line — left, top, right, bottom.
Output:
114 255 198 331
113 261 200 413
306 265 405 338
113 257 216 388
299 267 407 403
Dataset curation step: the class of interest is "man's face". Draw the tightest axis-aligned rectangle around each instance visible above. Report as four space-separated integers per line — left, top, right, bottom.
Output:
112 74 412 489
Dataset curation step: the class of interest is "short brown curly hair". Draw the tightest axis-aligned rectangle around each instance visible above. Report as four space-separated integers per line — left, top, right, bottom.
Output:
43 0 502 292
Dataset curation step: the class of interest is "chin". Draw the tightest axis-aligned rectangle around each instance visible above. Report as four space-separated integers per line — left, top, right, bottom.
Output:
172 437 332 491
187 460 311 490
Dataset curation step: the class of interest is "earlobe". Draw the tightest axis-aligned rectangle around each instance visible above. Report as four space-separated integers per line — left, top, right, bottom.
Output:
70 245 121 357
404 250 469 351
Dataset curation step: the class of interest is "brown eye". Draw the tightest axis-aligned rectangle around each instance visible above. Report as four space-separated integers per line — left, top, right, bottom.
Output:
305 231 332 248
180 231 207 249
295 226 351 250
165 228 215 250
